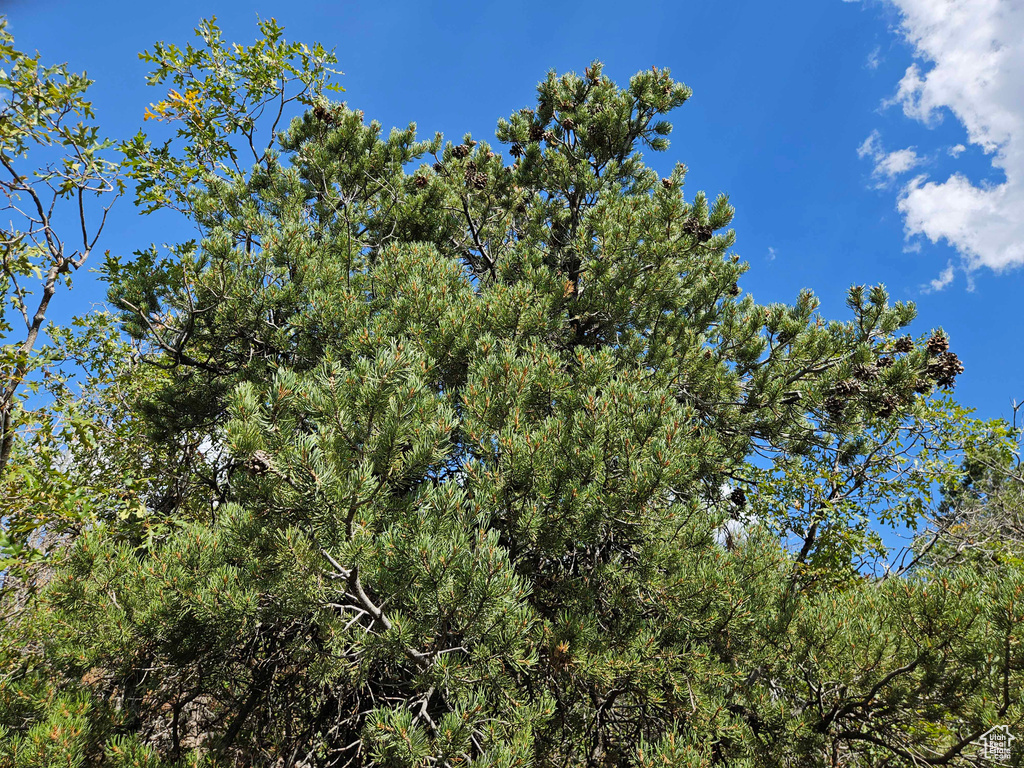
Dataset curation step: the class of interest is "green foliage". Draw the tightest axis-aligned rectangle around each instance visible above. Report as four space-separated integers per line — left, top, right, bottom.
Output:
0 18 128 575
914 402 1024 571
2 18 1022 768
121 15 342 215
0 17 121 479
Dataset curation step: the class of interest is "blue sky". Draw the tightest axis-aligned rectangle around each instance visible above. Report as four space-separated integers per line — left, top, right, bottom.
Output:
2 0 1022 423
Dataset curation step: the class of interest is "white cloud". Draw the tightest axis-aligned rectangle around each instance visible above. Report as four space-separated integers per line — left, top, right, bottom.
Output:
925 261 956 292
874 0 1024 273
948 143 966 157
858 129 923 186
767 246 777 261
878 147 922 176
714 518 749 550
867 46 882 70
857 130 883 159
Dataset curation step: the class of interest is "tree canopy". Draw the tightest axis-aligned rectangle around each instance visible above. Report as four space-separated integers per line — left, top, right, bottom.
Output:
1 18 1022 768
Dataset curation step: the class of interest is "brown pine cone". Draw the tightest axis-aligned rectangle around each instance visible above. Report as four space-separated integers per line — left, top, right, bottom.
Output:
832 379 861 397
927 351 964 388
927 333 949 355
245 450 273 476
852 363 879 381
875 394 898 419
683 219 714 243
894 336 914 353
729 487 747 509
913 378 933 394
823 395 846 419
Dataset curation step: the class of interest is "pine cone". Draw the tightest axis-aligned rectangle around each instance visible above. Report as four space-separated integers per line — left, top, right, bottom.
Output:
529 123 545 142
729 487 747 509
894 336 914 354
470 171 488 190
927 351 964 388
832 379 861 397
913 378 933 394
852 363 879 381
682 219 714 243
875 393 898 419
453 144 471 159
509 143 524 158
926 333 949 355
313 103 332 124
823 395 846 420
877 356 894 368
432 162 444 173
561 117 576 131
414 175 429 188
544 130 558 144
728 283 741 297
245 450 273 476
661 178 674 189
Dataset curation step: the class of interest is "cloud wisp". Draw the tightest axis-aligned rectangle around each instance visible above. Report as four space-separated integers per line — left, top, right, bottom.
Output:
924 262 956 293
862 0 1024 281
857 129 923 188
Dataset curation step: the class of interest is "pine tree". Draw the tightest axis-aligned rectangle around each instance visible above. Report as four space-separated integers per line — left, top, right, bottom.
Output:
3 20 1022 768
